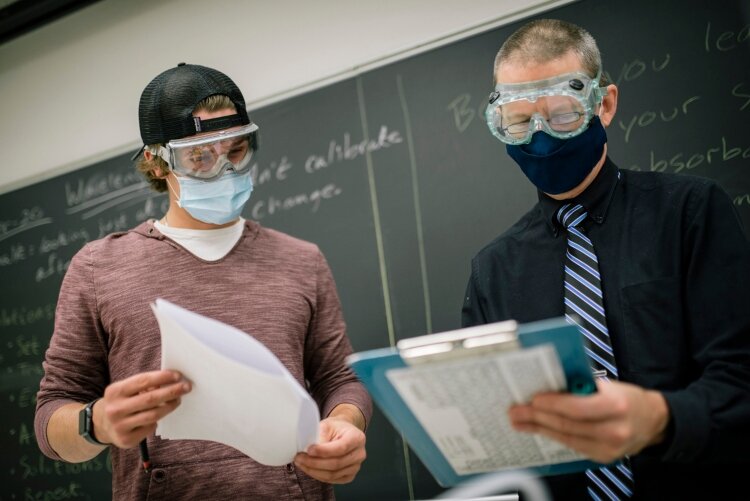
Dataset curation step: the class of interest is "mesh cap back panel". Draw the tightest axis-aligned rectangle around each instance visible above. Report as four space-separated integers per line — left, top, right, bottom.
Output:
138 63 250 145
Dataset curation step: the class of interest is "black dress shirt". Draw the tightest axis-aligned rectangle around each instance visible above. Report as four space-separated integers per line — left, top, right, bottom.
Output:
462 158 750 500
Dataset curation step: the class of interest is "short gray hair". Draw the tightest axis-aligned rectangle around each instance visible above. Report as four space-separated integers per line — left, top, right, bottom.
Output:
493 19 601 83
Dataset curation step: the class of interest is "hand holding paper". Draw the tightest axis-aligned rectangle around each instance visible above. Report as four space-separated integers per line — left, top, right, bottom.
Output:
151 299 320 466
294 410 367 484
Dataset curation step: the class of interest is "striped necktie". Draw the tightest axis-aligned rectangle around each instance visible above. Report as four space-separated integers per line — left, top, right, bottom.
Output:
557 203 635 500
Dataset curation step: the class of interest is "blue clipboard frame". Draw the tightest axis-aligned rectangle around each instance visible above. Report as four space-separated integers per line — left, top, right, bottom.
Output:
347 317 601 487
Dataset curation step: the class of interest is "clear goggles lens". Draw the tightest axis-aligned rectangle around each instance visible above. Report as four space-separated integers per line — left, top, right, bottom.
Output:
485 72 606 145
155 123 258 180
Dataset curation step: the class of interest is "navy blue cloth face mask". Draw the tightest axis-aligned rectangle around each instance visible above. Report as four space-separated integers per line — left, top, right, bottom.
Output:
506 116 607 195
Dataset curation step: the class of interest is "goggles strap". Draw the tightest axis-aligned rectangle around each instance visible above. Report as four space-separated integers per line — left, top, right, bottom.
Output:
187 114 245 134
147 145 172 168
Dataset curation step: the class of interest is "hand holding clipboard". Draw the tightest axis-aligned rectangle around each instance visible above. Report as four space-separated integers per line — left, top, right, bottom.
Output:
347 317 600 487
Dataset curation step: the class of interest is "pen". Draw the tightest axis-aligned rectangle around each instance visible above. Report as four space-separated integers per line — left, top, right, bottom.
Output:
139 439 151 473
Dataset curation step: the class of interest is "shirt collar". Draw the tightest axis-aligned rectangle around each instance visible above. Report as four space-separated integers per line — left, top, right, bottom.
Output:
539 156 620 235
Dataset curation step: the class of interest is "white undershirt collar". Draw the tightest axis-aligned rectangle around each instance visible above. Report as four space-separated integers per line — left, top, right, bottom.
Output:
153 217 244 261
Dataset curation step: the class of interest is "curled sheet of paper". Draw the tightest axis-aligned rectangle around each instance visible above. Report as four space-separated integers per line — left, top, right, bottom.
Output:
151 298 319 466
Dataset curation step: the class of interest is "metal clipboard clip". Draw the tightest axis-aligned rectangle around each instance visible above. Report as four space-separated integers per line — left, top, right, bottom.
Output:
397 320 520 366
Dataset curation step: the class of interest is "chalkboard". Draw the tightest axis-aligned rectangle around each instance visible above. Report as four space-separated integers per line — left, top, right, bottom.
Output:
1 0 748 499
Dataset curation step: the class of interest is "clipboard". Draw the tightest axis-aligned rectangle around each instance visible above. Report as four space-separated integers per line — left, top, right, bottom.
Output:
346 317 600 487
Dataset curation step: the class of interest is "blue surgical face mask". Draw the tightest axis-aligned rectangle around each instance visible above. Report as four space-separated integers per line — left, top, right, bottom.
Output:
505 116 607 195
168 171 253 225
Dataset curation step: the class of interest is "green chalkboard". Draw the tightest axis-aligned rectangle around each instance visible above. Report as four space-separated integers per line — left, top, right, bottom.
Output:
1 0 748 499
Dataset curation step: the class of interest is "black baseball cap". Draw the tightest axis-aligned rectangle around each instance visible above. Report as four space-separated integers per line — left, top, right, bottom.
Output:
132 63 251 160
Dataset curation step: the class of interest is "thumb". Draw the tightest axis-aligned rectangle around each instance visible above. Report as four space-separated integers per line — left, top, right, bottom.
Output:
317 419 338 443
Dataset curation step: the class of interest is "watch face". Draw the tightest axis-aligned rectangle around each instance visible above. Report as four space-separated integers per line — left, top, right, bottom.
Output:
79 400 102 444
79 405 88 435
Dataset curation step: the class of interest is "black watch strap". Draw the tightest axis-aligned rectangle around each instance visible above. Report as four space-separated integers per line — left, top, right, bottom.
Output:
78 398 107 446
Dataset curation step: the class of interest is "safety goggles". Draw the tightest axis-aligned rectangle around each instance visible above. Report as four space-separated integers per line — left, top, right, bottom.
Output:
485 72 606 145
151 123 258 181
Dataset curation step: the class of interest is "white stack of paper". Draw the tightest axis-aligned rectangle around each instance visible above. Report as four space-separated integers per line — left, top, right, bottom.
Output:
151 298 319 466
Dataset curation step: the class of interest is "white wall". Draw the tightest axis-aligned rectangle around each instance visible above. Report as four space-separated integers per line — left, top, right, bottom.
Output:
0 0 571 194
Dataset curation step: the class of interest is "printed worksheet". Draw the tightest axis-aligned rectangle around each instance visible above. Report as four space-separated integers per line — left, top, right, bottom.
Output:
386 345 585 474
152 298 319 466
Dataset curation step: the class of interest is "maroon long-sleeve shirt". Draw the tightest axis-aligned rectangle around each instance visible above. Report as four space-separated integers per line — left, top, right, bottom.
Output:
35 219 372 500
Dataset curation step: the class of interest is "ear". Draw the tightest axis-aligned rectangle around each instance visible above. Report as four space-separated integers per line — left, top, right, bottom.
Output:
598 84 618 127
151 167 168 179
143 150 169 179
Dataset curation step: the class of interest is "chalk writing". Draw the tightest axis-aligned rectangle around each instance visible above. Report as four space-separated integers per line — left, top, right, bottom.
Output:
603 53 670 87
304 125 403 173
0 207 53 244
732 82 750 111
640 136 750 173
64 173 152 221
251 183 343 220
37 229 91 255
14 335 42 358
8 387 37 408
96 213 129 239
250 157 293 186
0 304 55 327
17 453 110 480
22 482 83 501
0 244 29 266
14 422 34 446
64 171 143 209
34 253 71 283
134 195 169 222
80 187 152 220
704 21 750 52
447 94 477 133
618 95 701 143
734 194 750 206
5 361 44 378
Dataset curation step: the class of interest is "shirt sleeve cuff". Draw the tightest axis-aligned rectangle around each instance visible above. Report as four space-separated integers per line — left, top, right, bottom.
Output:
34 398 79 461
658 390 710 462
320 383 373 431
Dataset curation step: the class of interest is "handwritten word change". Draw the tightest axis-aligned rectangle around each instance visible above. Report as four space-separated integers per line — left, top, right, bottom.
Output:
251 183 343 220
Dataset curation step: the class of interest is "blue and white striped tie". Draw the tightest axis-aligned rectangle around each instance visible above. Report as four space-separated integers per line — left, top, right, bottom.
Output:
557 203 634 500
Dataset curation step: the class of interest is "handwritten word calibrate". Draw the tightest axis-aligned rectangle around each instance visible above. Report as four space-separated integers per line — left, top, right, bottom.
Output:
305 125 403 173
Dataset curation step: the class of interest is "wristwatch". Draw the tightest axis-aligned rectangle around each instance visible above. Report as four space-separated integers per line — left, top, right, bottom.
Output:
78 398 106 445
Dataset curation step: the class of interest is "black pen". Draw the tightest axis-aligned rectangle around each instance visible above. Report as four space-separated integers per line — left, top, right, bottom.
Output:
139 439 151 473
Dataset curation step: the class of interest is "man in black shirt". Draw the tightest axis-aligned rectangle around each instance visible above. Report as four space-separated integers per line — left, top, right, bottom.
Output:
462 19 750 500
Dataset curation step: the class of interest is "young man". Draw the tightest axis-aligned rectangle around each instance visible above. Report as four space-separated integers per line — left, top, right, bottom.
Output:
35 63 372 500
462 19 750 499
